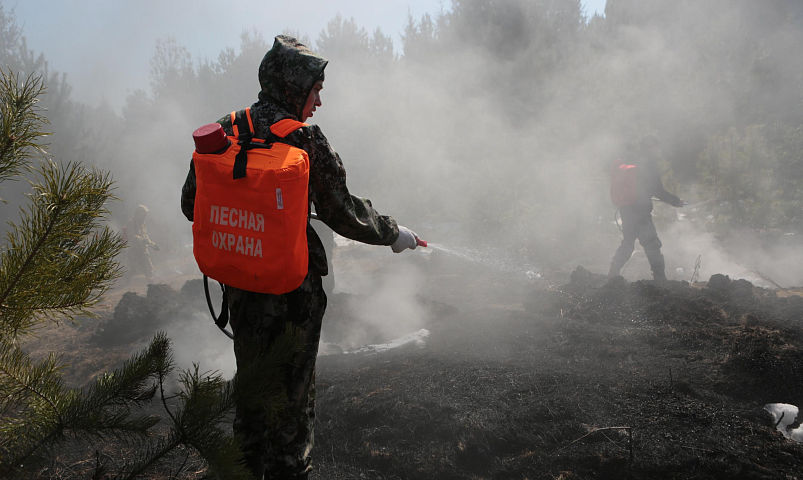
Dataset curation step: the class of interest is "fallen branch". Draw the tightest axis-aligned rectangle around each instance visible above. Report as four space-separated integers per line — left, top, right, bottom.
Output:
747 268 783 290
729 256 784 289
774 411 786 430
679 444 715 453
553 426 632 454
553 426 634 478
689 255 701 284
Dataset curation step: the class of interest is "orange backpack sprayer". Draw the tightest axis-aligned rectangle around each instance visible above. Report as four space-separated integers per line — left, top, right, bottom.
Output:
191 108 309 337
610 161 638 208
610 159 639 233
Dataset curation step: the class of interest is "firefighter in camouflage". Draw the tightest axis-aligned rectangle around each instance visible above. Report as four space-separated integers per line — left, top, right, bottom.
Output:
608 134 684 282
123 204 159 284
181 35 419 479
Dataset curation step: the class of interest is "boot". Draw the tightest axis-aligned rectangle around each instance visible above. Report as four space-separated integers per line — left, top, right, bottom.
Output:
608 257 628 278
645 250 666 283
609 245 634 278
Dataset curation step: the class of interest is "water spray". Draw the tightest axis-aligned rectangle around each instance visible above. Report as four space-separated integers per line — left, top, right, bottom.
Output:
310 213 540 280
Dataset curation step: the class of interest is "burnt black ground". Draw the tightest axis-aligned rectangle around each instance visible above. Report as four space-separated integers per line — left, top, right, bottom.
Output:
310 265 803 480
19 248 803 479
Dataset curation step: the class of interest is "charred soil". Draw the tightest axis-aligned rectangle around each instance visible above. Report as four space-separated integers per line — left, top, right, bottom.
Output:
19 252 803 479
311 265 803 480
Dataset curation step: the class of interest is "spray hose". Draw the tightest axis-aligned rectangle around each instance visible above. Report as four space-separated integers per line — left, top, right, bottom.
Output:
203 276 234 339
310 212 427 247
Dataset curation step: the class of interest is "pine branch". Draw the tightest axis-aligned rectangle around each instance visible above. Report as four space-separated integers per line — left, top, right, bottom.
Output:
0 63 262 478
116 325 304 480
0 161 124 338
117 368 230 480
0 350 64 422
0 69 49 185
4 427 61 473
170 449 191 480
0 64 294 474
1 300 102 312
0 334 169 476
0 345 68 474
0 199 62 308
158 356 179 428
0 338 59 412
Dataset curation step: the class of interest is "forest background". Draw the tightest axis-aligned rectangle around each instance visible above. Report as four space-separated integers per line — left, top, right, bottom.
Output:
2 0 803 281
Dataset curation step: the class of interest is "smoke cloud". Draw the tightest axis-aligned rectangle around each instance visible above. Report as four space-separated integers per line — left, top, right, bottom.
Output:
5 0 803 368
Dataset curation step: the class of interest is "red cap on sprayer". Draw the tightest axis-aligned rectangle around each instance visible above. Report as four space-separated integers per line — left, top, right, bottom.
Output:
417 238 427 248
193 123 229 154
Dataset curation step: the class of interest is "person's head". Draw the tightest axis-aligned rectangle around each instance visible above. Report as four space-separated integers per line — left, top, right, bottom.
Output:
258 36 328 121
302 71 324 122
134 204 148 222
639 134 661 157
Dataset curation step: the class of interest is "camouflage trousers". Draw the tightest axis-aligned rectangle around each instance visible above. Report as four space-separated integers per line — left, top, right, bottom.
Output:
227 272 327 480
609 207 666 280
124 247 153 282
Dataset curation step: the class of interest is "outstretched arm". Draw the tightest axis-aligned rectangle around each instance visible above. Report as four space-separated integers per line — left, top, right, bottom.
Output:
655 184 683 207
645 162 683 207
300 125 399 245
181 119 402 245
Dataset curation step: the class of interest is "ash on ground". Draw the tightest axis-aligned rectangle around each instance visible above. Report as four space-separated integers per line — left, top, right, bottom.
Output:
312 266 803 479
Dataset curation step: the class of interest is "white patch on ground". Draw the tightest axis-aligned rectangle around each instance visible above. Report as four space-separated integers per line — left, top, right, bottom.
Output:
347 329 430 354
765 403 803 442
334 233 357 247
341 263 428 346
318 342 345 356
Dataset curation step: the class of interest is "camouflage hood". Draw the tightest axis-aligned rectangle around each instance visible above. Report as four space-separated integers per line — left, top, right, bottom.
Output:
258 35 328 120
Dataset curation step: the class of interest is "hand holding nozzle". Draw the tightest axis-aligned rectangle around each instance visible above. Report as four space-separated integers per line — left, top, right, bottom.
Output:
392 226 424 253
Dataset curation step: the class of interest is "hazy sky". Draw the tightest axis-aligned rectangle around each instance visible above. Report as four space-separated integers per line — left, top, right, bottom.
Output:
12 0 605 110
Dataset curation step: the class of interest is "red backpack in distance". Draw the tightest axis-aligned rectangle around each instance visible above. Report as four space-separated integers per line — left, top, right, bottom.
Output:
610 161 638 208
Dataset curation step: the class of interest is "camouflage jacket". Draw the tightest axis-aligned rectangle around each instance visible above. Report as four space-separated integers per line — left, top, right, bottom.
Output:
126 219 154 252
623 150 682 214
181 36 399 276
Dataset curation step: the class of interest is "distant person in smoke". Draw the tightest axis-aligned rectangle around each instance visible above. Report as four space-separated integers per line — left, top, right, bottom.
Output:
180 36 420 479
608 134 684 282
122 204 159 285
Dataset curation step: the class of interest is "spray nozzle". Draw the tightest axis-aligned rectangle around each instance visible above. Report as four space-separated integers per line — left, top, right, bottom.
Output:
416 238 427 248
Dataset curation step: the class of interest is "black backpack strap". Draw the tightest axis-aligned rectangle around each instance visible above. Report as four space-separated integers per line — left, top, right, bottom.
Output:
203 275 233 339
232 109 253 180
232 108 254 138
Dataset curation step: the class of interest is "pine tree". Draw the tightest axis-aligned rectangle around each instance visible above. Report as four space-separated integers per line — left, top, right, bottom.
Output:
0 68 301 479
